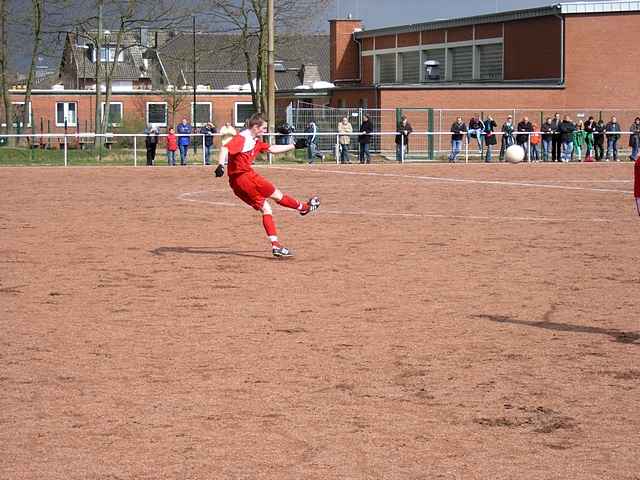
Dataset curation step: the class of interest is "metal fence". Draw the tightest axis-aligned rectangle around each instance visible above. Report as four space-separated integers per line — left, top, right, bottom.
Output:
0 130 637 166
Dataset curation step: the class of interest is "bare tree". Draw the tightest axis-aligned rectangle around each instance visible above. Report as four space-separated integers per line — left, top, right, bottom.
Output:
19 0 45 142
200 0 332 117
0 0 12 139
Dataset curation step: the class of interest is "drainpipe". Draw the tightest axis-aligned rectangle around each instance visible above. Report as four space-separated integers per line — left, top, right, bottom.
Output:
555 8 565 86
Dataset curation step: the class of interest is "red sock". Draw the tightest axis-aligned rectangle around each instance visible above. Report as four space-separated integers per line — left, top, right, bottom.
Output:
262 214 279 245
277 194 302 210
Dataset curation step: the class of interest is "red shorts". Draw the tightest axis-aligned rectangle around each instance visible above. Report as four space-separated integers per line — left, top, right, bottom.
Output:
229 170 275 210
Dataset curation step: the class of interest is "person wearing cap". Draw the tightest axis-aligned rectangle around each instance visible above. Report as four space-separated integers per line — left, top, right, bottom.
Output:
200 122 217 165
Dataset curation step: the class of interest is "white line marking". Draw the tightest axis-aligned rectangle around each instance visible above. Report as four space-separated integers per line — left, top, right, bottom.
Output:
178 191 612 223
267 166 634 194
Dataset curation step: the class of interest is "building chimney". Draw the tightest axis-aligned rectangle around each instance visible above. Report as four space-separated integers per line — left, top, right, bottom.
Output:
330 19 362 83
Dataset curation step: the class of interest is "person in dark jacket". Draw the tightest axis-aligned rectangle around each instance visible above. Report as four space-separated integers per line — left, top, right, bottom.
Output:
482 116 497 162
541 117 553 162
516 116 533 161
499 115 515 161
594 119 606 161
559 115 576 162
200 122 217 165
448 117 467 163
629 117 640 161
145 126 159 166
395 116 413 161
176 118 192 165
358 114 373 164
605 116 621 161
305 121 324 164
550 112 562 162
467 116 485 154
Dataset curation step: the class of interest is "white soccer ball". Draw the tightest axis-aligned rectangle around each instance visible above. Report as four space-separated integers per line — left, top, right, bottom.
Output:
505 144 525 163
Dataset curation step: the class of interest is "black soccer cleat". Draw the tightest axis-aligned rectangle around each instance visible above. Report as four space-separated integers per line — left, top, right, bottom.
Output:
300 196 320 216
272 245 294 258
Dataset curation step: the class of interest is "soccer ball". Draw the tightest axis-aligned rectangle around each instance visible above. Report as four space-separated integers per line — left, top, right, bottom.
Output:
504 145 525 163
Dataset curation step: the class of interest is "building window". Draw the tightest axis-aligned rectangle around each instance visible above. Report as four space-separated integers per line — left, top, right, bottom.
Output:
97 46 124 62
191 102 212 127
399 51 420 83
56 102 77 127
422 48 446 81
449 46 473 81
376 53 396 83
146 102 167 127
1 102 32 128
234 102 256 127
477 43 503 81
101 102 123 126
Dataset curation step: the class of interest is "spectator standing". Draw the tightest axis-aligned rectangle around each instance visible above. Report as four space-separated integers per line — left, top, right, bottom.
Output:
358 114 373 164
605 116 621 161
572 120 586 161
516 116 533 161
629 117 640 161
594 119 606 161
176 117 192 165
483 116 497 163
559 115 576 162
583 116 596 162
200 122 217 165
337 116 353 164
550 112 562 162
541 117 553 162
277 122 293 145
305 121 324 164
499 115 515 161
467 116 485 154
144 126 159 166
166 127 178 166
395 116 413 162
530 124 541 161
448 117 467 163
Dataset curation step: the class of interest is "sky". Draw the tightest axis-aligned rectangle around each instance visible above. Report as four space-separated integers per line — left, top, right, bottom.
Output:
328 0 555 29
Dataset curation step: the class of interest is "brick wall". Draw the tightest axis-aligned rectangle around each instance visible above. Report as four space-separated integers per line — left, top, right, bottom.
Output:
504 16 562 80
8 92 253 135
330 19 362 82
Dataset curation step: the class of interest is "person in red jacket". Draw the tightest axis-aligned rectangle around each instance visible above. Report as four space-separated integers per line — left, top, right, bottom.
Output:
214 113 320 257
166 127 178 166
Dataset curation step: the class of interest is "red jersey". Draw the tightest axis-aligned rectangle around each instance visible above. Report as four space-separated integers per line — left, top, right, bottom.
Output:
635 158 640 198
166 133 178 151
225 130 270 177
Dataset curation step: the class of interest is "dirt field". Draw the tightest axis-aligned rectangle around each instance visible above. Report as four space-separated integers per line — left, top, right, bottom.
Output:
1 163 639 479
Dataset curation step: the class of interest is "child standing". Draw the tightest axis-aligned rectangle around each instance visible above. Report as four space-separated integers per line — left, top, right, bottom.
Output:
530 124 541 161
166 127 178 166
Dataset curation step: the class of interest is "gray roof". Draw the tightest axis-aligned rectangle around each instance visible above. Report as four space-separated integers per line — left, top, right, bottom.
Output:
69 32 151 81
354 1 640 38
157 32 329 89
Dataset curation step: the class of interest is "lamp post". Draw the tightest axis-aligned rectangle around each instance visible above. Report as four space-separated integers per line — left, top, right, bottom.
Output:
192 15 197 154
267 0 275 139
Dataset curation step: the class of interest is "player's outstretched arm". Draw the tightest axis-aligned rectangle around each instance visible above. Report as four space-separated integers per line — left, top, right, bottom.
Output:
268 144 295 154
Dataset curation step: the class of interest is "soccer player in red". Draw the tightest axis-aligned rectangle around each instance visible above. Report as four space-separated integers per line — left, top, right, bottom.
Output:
214 113 320 257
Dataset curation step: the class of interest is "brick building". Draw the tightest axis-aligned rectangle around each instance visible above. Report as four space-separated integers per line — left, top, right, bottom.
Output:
329 1 640 133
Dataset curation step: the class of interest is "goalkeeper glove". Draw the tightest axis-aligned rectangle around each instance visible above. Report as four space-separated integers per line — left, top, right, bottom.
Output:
214 164 225 177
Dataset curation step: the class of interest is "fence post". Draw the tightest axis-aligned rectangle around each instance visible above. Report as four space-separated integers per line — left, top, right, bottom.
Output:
64 135 68 166
133 136 137 166
465 135 469 163
202 134 206 165
335 134 339 164
427 108 434 160
401 134 405 163
527 133 531 162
